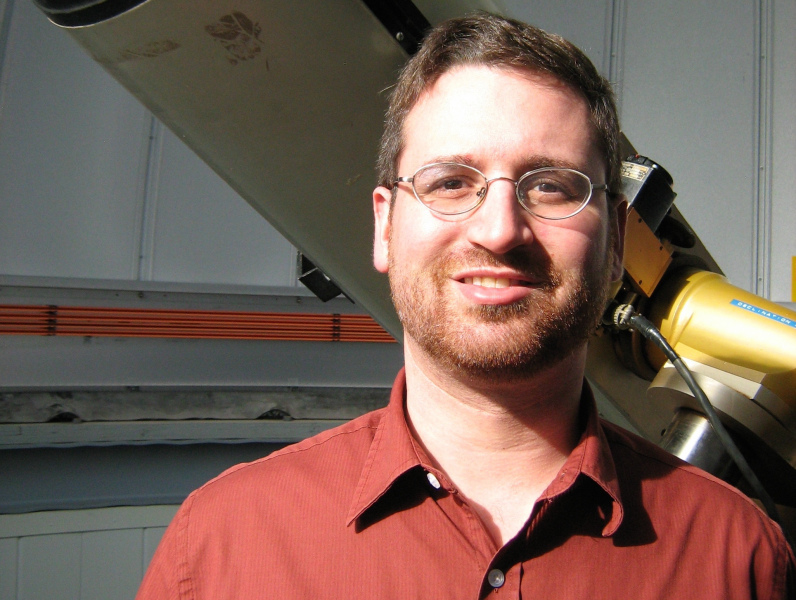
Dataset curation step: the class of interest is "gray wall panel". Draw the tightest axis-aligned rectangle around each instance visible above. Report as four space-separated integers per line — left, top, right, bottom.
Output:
148 125 298 287
1 506 178 600
618 0 758 291
18 534 82 600
143 527 167 570
0 0 150 281
80 530 144 599
497 0 612 73
0 538 17 599
0 444 288 513
0 335 403 389
770 0 796 303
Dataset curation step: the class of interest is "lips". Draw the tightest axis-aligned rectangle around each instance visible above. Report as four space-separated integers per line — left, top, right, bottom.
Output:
452 270 540 306
462 276 530 288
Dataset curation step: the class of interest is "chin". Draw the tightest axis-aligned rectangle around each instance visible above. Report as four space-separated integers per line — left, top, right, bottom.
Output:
406 285 600 383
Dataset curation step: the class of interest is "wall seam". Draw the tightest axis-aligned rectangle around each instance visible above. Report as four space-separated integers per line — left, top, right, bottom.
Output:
137 115 165 282
0 0 17 122
606 0 627 116
15 536 20 600
140 527 146 582
753 0 774 298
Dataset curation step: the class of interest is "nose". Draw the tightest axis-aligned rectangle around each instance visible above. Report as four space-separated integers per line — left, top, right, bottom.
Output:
465 177 534 254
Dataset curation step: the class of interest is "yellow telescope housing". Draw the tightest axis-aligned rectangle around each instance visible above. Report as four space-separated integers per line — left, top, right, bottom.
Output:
645 268 796 503
650 268 796 401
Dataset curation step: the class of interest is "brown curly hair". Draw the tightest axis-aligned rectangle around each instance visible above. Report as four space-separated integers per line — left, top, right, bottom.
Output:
376 12 621 202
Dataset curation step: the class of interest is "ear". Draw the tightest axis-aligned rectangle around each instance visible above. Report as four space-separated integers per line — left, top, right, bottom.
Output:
373 186 392 274
609 196 628 281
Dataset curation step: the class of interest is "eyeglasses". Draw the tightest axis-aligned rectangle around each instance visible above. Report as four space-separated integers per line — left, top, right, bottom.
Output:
394 162 609 220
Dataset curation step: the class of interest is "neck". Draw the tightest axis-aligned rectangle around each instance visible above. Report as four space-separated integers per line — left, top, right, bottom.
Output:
403 338 586 546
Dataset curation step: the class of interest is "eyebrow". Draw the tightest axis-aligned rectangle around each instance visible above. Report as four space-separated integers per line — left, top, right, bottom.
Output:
422 154 476 166
522 154 586 172
419 154 588 173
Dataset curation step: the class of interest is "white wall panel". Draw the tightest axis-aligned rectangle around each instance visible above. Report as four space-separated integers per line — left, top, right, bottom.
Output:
0 506 176 600
618 0 758 291
147 125 297 287
770 0 796 304
0 287 403 391
143 527 168 569
496 0 613 74
0 538 17 599
0 334 403 389
80 530 144 600
18 534 82 600
0 0 150 280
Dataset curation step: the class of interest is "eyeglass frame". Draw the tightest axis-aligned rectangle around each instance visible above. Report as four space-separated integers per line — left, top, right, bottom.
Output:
394 162 610 220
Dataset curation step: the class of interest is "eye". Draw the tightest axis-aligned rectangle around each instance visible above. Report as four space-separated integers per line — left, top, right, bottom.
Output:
415 164 483 198
441 178 466 190
520 170 586 205
534 180 568 195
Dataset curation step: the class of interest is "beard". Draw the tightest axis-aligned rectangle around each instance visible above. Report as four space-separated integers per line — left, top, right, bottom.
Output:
388 242 613 383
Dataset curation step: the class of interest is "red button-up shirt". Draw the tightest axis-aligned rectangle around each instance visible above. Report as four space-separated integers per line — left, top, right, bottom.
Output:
137 369 794 599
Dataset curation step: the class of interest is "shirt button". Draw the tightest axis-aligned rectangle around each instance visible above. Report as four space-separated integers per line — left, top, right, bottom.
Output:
426 472 441 489
487 569 505 588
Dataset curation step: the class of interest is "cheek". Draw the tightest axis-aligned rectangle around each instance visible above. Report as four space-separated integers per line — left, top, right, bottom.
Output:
389 205 461 267
536 214 611 272
389 232 442 274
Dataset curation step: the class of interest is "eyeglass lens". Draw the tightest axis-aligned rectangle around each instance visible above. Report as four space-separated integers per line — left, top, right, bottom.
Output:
412 163 592 218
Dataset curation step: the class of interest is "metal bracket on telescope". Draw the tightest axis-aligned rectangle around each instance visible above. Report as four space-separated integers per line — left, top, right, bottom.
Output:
298 255 347 302
361 0 430 55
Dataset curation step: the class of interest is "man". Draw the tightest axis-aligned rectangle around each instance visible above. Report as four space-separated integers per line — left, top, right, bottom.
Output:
137 13 794 599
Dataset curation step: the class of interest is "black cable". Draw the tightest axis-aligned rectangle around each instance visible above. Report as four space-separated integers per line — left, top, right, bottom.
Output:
611 304 788 532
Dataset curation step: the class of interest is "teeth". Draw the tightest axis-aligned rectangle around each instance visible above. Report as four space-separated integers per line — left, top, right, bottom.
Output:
464 276 512 288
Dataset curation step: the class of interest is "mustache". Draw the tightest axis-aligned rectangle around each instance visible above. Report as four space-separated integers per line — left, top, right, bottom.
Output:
437 247 559 289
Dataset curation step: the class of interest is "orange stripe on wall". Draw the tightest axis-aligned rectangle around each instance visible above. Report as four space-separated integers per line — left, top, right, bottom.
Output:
0 304 396 343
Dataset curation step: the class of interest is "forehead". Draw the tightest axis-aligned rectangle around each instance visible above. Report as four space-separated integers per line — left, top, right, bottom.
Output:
401 65 602 174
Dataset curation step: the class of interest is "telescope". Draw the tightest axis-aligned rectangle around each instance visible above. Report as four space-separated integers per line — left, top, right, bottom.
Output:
32 0 795 519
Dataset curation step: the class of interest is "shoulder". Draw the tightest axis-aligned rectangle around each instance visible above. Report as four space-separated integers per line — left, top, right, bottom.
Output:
602 420 795 597
600 419 789 546
156 408 386 561
593 420 795 599
138 408 390 598
601 418 759 507
192 407 386 503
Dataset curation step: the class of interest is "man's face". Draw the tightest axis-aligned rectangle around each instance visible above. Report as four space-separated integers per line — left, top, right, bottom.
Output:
372 65 624 381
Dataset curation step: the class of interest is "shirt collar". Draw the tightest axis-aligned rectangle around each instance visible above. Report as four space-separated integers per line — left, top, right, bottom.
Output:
346 368 425 526
538 380 624 536
347 369 624 537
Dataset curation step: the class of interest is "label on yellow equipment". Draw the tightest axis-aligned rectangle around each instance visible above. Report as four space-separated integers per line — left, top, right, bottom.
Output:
731 299 796 329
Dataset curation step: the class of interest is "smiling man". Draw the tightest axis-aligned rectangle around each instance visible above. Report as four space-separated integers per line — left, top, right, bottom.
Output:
137 13 793 600
371 45 625 548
